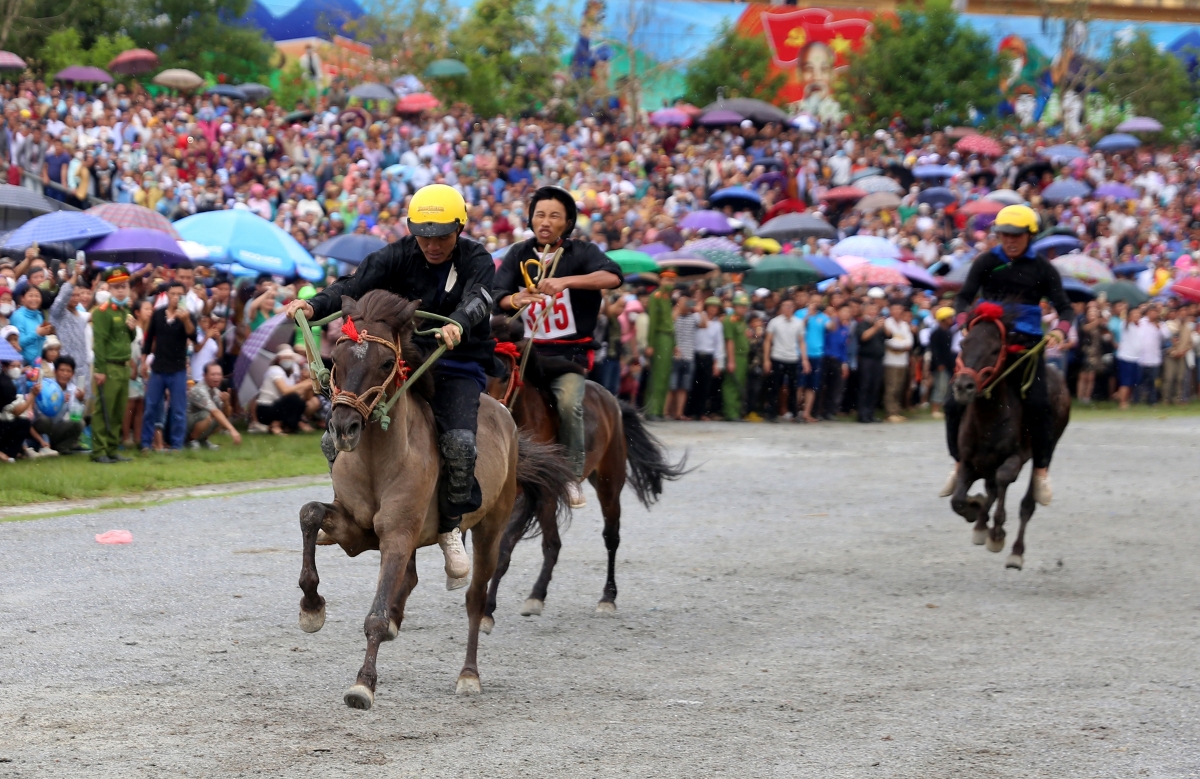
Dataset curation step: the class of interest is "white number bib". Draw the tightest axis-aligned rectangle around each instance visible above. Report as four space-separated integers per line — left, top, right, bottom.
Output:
522 289 577 341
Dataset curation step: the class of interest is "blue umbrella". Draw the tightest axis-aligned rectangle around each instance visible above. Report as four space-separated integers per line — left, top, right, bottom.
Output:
1094 182 1138 201
312 233 387 265
206 84 248 100
912 164 954 180
1041 179 1092 204
917 187 956 208
830 235 901 260
0 338 19 363
1040 144 1087 162
3 211 115 250
1112 261 1148 276
175 210 324 282
1061 277 1095 302
710 186 762 211
1095 133 1141 153
1031 234 1083 256
802 254 846 280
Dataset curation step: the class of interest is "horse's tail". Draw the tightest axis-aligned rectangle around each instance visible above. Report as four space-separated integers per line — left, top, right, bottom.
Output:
511 435 574 539
620 401 689 509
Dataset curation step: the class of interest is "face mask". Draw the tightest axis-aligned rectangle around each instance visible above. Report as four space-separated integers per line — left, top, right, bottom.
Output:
5 367 20 379
0 303 12 316
95 289 111 306
279 360 295 371
76 303 87 314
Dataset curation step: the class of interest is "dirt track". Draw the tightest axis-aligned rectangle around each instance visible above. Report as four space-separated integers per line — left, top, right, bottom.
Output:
1 417 1198 778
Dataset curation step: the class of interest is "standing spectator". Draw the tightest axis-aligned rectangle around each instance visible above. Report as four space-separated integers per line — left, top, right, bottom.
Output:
763 299 805 422
12 283 52 364
122 299 152 447
1075 303 1108 405
855 301 887 423
1114 303 1141 410
820 304 851 420
722 292 751 421
744 314 767 421
1163 311 1195 404
1132 306 1169 405
187 362 241 449
141 281 196 452
17 126 46 193
667 297 700 420
33 355 85 452
797 296 831 423
91 268 137 463
48 265 90 394
689 296 725 420
882 300 914 422
644 273 676 419
190 315 224 384
927 307 957 420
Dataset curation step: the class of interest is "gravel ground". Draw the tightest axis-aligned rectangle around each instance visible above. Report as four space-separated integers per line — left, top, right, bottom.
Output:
1 417 1198 778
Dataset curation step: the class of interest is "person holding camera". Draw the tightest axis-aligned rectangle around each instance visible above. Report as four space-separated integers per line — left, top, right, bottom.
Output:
140 280 196 452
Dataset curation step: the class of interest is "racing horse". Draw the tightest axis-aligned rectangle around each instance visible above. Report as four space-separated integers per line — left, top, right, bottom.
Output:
948 303 1070 570
296 291 573 708
481 316 687 631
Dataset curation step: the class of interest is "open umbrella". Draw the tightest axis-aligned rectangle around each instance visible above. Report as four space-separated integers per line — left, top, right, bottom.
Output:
1111 262 1148 277
349 82 396 101
206 85 247 100
984 189 1026 205
83 228 188 266
606 249 659 275
1093 280 1148 305
1052 253 1114 283
108 49 158 76
895 261 939 289
961 198 1005 217
742 237 780 254
3 211 114 249
805 254 848 280
849 167 883 182
424 59 469 78
86 203 180 239
0 51 26 71
845 263 908 287
703 98 788 124
1094 182 1138 201
750 171 787 190
397 92 440 112
821 186 867 203
177 240 210 262
1169 276 1200 303
649 108 691 127
679 210 734 235
831 235 900 260
1115 117 1162 133
656 254 719 276
937 260 973 290
55 65 111 83
174 210 323 281
710 186 762 212
854 192 902 213
790 114 817 133
1061 278 1095 302
694 248 750 272
684 236 741 254
236 83 273 101
284 109 315 123
913 164 954 180
233 314 297 406
955 134 1003 157
1031 234 1083 256
1095 133 1140 153
153 68 204 90
1041 179 1092 204
757 213 835 241
699 109 743 126
853 175 903 195
637 242 671 256
917 187 956 209
743 254 823 289
764 198 806 220
1040 144 1087 162
0 184 68 229
312 234 386 265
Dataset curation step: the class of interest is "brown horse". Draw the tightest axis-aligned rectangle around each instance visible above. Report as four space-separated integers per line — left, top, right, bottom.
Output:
948 308 1070 570
481 317 687 630
296 291 573 708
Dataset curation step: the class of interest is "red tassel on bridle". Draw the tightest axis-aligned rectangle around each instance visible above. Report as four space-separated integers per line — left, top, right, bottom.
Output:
972 302 1005 322
341 317 362 343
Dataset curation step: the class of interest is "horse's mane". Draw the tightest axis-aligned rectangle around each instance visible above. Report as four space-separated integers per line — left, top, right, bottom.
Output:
343 290 435 400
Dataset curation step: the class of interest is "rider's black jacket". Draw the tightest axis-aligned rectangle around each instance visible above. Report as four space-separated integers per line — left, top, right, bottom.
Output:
953 245 1074 340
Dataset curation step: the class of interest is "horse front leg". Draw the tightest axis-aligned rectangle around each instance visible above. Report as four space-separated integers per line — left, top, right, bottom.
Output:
520 500 561 617
344 536 415 710
970 480 998 546
1007 477 1038 570
987 455 1024 554
458 505 504 695
298 501 334 632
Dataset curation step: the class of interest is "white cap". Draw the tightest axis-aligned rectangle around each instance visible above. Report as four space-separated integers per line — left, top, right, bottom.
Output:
867 287 886 299
754 288 770 299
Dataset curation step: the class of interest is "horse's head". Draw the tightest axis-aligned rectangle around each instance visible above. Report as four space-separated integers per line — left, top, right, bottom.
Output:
952 304 1008 405
327 291 421 452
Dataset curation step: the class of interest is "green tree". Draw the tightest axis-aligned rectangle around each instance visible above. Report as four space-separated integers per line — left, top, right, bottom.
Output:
38 28 136 78
1100 30 1196 136
835 0 1003 132
127 0 274 83
445 0 568 117
344 0 452 79
682 21 784 106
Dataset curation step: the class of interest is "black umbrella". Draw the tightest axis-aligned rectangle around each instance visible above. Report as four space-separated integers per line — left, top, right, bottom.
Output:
348 82 396 101
311 233 387 265
885 162 915 191
756 212 836 241
0 184 70 230
284 109 314 123
1015 160 1053 185
236 83 272 101
701 98 788 125
206 84 247 101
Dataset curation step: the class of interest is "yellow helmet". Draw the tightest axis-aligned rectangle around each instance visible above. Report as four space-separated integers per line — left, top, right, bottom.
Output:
993 204 1039 236
407 184 468 237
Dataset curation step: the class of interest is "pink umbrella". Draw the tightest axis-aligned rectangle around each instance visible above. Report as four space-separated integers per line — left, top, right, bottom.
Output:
54 65 112 83
108 49 159 76
955 134 1003 157
845 264 907 286
649 108 690 127
397 93 440 112
833 254 869 271
0 51 26 71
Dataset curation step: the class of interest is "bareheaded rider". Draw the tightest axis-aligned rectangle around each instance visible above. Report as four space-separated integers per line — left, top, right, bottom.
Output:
494 186 623 506
939 203 1073 505
287 184 495 587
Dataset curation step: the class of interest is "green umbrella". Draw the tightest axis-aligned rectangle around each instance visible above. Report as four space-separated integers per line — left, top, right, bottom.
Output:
743 254 822 290
1093 280 1148 306
424 59 470 78
607 249 658 275
694 248 750 272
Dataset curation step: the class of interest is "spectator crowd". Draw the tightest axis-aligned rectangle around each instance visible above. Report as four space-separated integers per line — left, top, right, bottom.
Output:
2 74 1200 462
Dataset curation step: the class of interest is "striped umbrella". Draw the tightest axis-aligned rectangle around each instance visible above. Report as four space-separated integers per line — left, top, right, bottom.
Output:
684 236 741 253
1051 253 1114 283
2 211 115 249
0 51 26 71
233 314 297 407
694 248 749 272
853 175 903 195
86 203 181 239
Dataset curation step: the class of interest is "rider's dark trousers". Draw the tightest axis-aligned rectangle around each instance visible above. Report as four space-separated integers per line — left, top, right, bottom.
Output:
431 371 483 531
945 352 1055 469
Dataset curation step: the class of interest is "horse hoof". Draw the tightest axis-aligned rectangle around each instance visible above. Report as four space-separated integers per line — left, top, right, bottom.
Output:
315 529 334 546
1006 554 1024 570
384 619 398 641
986 535 1006 553
343 684 374 710
446 575 469 591
480 616 494 635
298 605 325 633
971 528 988 546
520 598 543 617
595 601 617 614
456 674 482 696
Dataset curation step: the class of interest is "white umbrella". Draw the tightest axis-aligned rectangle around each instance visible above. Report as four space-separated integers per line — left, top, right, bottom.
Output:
177 240 210 261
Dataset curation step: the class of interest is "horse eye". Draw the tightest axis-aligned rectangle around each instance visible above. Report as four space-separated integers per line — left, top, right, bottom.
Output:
380 359 395 371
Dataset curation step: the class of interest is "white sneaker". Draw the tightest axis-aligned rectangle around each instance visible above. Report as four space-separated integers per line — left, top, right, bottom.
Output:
23 446 42 459
248 421 270 434
938 467 958 498
38 447 58 457
566 481 587 509
437 528 470 580
1032 473 1053 506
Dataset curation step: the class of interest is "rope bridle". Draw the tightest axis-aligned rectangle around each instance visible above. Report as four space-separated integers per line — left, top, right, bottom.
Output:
954 315 1008 394
328 318 410 423
953 309 1049 400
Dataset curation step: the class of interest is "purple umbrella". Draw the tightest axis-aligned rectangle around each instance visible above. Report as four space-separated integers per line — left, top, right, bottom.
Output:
54 65 112 83
679 210 734 235
649 108 690 127
84 228 188 266
699 109 743 127
1094 182 1138 201
638 242 672 256
1115 117 1163 133
895 261 938 289
751 171 787 190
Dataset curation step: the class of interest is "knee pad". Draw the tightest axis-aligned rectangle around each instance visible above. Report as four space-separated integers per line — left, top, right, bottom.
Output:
439 430 477 490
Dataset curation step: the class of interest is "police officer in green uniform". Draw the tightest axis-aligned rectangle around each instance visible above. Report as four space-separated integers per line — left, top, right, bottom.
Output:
723 292 751 421
643 271 676 419
91 266 136 463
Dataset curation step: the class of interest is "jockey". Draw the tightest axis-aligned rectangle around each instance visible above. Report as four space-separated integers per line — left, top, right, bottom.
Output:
939 204 1073 505
287 184 494 586
494 186 623 507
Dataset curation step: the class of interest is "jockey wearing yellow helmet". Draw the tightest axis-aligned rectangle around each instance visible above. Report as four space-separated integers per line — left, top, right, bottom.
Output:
938 203 1073 506
288 184 494 586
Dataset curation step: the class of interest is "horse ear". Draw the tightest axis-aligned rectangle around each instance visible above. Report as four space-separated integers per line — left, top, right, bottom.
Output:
340 295 359 320
400 299 421 330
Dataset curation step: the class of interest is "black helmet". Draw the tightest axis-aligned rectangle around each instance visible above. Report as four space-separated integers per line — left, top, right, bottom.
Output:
528 186 578 239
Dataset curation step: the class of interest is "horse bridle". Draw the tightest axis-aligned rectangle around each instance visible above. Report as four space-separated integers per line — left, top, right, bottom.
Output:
953 315 1007 393
329 324 410 423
